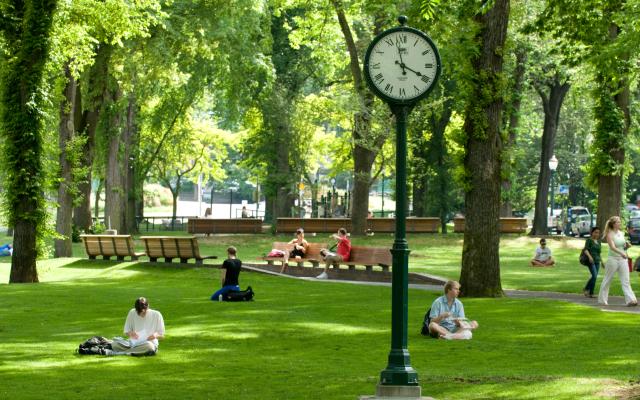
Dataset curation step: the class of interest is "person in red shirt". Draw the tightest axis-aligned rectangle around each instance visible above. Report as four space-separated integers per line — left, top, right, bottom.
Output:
316 228 351 279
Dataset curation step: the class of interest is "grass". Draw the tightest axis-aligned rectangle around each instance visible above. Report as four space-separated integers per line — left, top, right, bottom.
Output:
1 259 640 399
1 233 640 399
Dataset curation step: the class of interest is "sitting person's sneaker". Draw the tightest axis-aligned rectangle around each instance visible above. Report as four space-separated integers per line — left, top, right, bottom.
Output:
316 272 328 279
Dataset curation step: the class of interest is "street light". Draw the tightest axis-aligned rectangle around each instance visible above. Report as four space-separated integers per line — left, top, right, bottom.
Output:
310 170 319 218
548 155 559 233
229 183 239 218
381 173 385 218
330 178 336 217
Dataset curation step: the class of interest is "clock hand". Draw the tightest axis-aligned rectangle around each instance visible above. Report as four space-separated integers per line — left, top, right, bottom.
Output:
401 64 423 77
396 43 407 75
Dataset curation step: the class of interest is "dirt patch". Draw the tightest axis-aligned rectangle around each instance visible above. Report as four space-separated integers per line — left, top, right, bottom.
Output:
599 380 640 399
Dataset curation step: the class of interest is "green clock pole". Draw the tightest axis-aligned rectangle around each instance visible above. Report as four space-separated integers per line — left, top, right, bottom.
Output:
378 103 420 390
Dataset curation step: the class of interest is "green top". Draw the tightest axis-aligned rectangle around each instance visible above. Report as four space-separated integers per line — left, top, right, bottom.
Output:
584 238 601 264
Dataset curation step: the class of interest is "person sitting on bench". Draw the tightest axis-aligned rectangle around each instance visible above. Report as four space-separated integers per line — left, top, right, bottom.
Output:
428 280 478 340
106 297 165 356
316 228 351 279
211 246 242 301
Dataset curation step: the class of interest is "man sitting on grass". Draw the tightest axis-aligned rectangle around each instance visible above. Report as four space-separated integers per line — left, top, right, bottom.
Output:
530 238 555 267
428 280 478 340
105 297 165 356
211 246 242 301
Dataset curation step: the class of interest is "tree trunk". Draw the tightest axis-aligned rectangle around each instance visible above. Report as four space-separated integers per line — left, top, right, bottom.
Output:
54 63 77 257
94 178 103 220
332 1 385 235
104 86 124 232
123 93 139 234
500 48 527 217
459 0 510 297
74 44 111 231
1 0 57 283
530 77 570 235
596 81 629 228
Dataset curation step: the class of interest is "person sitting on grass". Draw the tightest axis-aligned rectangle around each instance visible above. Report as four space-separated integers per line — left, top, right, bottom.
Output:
428 280 478 340
106 297 165 356
0 243 12 256
316 228 351 279
211 246 242 301
530 238 555 266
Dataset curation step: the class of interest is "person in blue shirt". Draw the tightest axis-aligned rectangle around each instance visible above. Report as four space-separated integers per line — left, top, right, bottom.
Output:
428 280 478 340
0 244 12 256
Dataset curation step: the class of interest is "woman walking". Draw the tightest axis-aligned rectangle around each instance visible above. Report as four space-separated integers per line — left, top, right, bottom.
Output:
582 226 601 298
598 216 637 306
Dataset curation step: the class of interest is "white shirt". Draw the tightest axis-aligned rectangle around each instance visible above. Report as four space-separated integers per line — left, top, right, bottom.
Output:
534 246 552 262
123 308 165 346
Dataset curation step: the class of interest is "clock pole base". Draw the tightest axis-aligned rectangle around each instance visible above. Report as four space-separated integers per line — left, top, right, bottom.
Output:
359 384 434 399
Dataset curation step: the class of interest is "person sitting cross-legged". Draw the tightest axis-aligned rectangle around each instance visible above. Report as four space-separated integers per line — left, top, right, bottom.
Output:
530 238 555 267
106 297 165 356
428 280 478 340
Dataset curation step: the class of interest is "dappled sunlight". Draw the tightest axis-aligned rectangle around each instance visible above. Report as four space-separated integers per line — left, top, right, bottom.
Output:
293 322 386 335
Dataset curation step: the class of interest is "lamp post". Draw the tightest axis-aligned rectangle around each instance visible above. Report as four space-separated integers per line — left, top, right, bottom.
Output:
381 174 385 218
311 170 320 217
548 155 558 233
330 178 336 217
229 184 239 218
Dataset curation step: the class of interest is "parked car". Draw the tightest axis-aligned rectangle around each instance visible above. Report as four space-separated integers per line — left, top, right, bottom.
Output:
559 206 590 236
628 218 640 244
571 214 593 237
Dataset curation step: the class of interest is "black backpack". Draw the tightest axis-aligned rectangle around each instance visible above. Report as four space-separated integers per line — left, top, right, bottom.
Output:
224 286 255 302
78 336 112 355
420 308 432 336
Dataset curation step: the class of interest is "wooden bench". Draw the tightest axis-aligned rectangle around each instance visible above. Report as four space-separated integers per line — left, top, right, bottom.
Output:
187 218 263 234
453 217 528 234
276 218 352 233
140 236 217 265
367 217 440 233
262 242 327 269
80 234 145 261
338 246 392 272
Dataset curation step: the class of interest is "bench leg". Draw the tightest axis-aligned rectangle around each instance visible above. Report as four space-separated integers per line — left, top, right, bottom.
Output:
365 265 373 272
180 258 189 264
150 257 157 262
102 256 111 261
348 265 355 271
267 260 273 266
131 256 139 261
89 255 96 260
164 258 173 263
195 259 203 266
117 256 125 261
381 265 389 272
311 261 319 268
297 262 303 267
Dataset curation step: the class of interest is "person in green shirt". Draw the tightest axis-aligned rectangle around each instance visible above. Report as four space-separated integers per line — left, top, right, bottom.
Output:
583 226 601 298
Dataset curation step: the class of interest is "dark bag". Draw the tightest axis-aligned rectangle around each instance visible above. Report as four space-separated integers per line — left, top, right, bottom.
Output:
579 249 590 266
635 258 640 272
78 336 112 355
420 308 432 336
224 286 255 302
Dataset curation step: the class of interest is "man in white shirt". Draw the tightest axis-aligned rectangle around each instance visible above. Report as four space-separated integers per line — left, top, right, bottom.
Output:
531 238 555 266
108 297 165 356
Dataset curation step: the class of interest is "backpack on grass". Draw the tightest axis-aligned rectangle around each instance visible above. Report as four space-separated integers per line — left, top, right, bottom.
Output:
420 308 432 336
78 336 112 355
224 286 255 302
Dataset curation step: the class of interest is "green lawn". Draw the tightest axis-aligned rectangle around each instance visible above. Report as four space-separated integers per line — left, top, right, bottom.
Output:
2 233 640 399
1 259 640 399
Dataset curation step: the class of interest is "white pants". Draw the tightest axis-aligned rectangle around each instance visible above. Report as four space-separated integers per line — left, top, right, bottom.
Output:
598 257 637 305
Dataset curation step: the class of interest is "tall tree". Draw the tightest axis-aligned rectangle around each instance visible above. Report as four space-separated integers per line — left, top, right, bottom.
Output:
539 0 640 229
0 0 58 282
458 0 510 297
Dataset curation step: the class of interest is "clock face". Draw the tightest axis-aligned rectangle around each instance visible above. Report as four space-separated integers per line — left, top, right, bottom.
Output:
364 27 440 103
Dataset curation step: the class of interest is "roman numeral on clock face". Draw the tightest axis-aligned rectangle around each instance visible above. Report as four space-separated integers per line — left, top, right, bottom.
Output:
374 73 384 83
384 83 394 94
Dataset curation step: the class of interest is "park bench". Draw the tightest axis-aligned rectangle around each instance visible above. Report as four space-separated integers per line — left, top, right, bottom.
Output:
262 242 327 269
453 217 528 234
367 217 440 233
276 218 351 233
337 246 392 272
80 234 145 261
140 236 217 265
187 218 263 234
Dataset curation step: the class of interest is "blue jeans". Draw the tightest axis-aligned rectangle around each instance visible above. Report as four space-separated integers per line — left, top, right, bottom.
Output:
584 262 600 295
211 285 240 301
